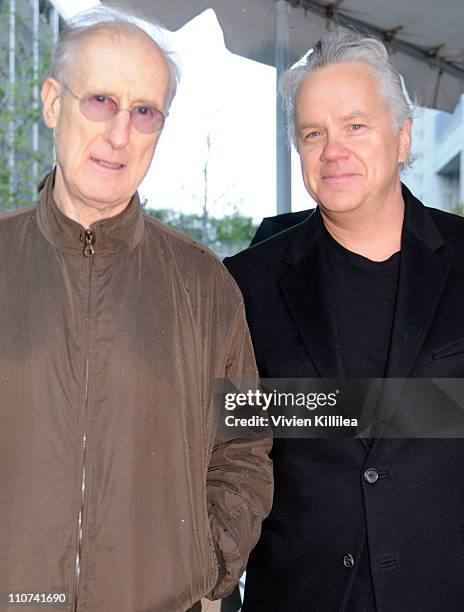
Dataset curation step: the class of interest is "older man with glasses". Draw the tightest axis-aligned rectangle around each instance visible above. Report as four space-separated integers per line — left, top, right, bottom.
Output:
0 7 272 612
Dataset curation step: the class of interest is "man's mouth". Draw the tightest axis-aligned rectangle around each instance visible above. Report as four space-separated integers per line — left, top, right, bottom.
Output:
322 173 357 179
91 157 125 170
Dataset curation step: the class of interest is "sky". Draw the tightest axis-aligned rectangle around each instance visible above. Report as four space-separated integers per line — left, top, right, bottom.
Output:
53 0 314 221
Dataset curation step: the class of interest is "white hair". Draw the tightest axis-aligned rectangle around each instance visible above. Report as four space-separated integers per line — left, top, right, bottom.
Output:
280 27 414 148
51 6 180 108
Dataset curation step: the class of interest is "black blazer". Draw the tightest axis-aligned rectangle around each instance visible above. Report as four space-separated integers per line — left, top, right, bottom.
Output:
224 186 464 612
250 209 311 245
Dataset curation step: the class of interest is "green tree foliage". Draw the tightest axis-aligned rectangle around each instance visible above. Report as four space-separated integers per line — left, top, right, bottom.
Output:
215 211 257 245
0 0 55 211
450 202 464 217
146 208 257 257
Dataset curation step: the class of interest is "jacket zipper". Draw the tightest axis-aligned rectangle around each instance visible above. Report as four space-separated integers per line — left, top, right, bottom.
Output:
74 229 96 611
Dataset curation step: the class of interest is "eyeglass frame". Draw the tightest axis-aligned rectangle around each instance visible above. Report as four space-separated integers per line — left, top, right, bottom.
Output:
60 82 167 134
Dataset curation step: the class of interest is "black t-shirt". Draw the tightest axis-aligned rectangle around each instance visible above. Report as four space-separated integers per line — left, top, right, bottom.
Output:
325 229 400 378
324 228 400 612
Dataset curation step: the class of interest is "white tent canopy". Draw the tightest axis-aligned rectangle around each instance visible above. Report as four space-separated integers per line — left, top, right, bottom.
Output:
105 0 464 111
104 0 464 212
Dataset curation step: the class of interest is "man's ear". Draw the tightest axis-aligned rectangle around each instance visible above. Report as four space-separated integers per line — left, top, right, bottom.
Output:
398 119 412 165
41 77 62 129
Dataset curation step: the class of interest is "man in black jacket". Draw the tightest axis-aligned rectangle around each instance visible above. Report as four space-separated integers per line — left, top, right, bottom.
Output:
224 27 464 612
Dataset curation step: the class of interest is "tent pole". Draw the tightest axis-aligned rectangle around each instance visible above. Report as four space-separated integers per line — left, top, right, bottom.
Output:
459 143 464 208
275 0 292 214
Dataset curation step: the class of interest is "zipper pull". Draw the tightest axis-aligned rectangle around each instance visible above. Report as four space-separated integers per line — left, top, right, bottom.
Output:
83 230 96 257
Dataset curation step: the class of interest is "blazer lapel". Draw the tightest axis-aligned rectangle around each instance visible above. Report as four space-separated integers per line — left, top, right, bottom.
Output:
279 209 344 379
369 188 451 448
280 210 366 449
386 191 451 379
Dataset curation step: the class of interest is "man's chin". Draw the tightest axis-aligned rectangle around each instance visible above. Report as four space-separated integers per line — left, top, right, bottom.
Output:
77 190 131 214
318 197 363 216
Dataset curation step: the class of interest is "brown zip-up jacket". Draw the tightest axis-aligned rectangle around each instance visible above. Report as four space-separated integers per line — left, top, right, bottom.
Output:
0 172 273 612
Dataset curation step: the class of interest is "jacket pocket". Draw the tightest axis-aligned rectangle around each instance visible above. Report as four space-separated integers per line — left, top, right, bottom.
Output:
432 338 464 360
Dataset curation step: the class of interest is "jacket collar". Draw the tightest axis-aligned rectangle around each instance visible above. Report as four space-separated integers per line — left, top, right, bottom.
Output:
280 207 344 378
401 183 444 250
283 206 324 267
283 184 445 265
36 169 145 255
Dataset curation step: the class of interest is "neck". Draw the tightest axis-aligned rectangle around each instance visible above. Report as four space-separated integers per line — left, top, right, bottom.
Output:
320 184 405 262
52 168 130 229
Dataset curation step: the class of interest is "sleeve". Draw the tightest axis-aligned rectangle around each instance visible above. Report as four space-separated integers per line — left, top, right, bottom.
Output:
206 302 273 600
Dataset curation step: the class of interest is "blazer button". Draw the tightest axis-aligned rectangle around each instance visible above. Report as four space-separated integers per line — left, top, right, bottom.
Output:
364 467 379 484
343 554 355 569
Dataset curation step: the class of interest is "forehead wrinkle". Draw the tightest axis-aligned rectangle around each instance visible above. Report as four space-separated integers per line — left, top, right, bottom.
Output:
76 25 162 61
297 62 385 113
298 106 381 133
341 110 370 120
69 32 170 110
298 110 368 131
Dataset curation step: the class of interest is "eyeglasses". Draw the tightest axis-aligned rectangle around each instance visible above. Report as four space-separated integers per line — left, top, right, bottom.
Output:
61 83 166 134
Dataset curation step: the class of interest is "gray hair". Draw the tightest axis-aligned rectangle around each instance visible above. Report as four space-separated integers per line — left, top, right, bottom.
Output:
51 6 180 109
280 27 413 146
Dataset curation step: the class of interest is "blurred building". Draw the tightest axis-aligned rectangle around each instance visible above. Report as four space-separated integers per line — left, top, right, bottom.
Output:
402 95 464 213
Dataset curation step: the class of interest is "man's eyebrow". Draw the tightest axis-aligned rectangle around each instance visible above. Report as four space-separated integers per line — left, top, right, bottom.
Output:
131 97 160 108
85 88 159 107
298 110 369 132
298 122 321 131
297 111 370 131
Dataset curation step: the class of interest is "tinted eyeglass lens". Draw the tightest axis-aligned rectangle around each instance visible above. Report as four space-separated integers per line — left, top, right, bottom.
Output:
80 95 117 121
131 107 164 134
80 94 164 134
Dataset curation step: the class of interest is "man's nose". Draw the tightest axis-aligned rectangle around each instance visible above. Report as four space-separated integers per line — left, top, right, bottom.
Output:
104 109 131 149
320 134 349 162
